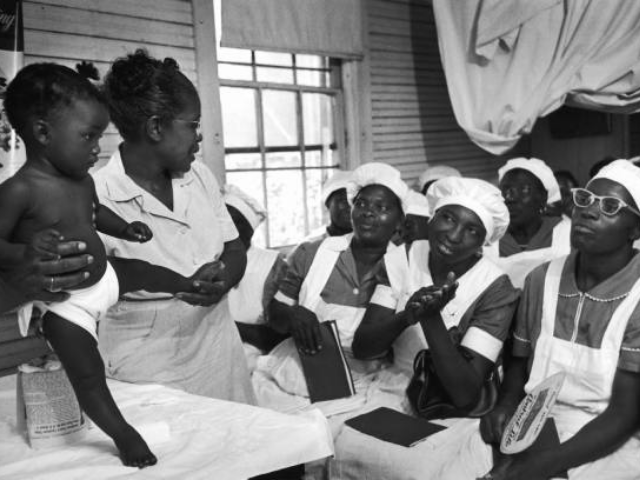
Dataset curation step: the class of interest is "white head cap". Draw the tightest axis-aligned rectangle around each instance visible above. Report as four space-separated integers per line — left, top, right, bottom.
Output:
347 162 409 212
416 165 462 192
223 184 267 230
498 157 561 204
591 159 640 213
405 190 430 217
427 177 510 245
322 170 352 206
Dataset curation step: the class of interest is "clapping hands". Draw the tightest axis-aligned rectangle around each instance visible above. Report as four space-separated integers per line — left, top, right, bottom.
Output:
405 272 458 324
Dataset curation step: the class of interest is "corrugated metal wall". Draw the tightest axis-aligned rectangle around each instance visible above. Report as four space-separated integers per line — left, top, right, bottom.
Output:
366 0 529 185
0 0 197 375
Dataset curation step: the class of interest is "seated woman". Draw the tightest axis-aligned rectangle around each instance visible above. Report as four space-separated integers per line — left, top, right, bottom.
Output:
253 162 407 413
331 177 519 480
423 159 640 480
222 185 288 367
485 157 571 287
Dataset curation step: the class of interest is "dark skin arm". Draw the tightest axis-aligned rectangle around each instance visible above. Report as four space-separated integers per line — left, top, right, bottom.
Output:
175 237 247 306
480 355 529 445
486 368 640 480
268 298 323 354
407 278 495 409
92 186 152 242
0 177 33 266
351 304 411 360
235 322 288 352
0 230 92 313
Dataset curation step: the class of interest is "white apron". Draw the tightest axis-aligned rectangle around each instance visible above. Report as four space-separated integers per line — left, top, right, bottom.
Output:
526 256 640 438
485 217 571 288
228 246 280 324
255 234 393 401
99 297 256 404
385 240 504 374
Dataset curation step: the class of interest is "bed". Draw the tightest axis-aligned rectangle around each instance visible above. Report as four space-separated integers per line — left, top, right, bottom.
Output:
0 374 333 480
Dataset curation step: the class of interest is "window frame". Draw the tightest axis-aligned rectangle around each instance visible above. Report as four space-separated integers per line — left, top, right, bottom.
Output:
218 50 347 248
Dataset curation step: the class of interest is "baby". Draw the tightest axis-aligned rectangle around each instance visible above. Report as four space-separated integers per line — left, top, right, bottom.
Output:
0 63 198 467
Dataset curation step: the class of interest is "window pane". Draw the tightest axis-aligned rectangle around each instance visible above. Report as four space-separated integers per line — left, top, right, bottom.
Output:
218 47 252 63
302 93 334 145
226 171 267 247
305 149 337 168
266 151 301 168
255 51 293 67
220 87 258 148
225 153 261 170
256 66 294 84
263 90 298 147
218 63 252 81
295 54 324 69
296 68 329 87
266 170 305 246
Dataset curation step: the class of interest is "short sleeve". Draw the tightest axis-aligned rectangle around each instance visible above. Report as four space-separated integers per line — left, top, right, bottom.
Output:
460 275 520 362
274 240 321 305
262 254 288 315
619 303 640 373
193 162 238 243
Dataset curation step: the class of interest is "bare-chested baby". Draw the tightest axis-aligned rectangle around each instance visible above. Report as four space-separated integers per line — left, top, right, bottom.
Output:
0 63 210 468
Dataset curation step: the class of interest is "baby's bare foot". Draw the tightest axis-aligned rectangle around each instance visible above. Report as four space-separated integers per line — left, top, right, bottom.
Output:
115 426 157 468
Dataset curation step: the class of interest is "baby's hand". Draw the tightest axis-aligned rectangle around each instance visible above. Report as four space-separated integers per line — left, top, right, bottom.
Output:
123 222 152 243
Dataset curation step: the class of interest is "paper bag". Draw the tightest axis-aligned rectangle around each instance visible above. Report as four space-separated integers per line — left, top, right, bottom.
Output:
16 355 90 449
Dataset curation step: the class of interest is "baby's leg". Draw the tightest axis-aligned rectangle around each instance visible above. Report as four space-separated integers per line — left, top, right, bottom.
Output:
42 312 157 468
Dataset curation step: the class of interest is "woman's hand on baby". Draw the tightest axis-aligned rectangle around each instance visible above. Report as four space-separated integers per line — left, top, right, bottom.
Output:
123 221 152 243
177 261 229 306
4 229 93 304
290 306 323 355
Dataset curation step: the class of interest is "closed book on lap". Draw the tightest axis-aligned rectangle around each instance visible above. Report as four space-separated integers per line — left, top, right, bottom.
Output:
299 320 355 403
345 407 447 447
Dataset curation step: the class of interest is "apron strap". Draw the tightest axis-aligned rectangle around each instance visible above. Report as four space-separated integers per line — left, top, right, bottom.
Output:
541 256 567 336
299 234 352 312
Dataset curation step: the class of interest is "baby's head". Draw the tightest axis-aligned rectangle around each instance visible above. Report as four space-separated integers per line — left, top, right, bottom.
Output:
5 63 109 177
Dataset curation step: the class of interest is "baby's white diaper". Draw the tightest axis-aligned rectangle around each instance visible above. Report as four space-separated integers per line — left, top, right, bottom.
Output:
18 262 119 341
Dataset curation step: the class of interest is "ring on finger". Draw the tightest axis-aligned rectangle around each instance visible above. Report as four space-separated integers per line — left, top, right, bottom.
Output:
49 276 55 292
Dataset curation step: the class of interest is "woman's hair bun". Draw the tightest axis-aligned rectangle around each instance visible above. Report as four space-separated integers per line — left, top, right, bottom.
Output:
75 60 100 81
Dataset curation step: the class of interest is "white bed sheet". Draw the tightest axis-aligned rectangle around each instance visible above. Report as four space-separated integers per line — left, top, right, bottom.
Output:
0 374 333 480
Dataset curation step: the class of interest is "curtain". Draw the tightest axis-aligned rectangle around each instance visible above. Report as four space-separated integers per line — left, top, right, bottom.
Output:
221 0 364 59
433 0 640 155
0 0 23 185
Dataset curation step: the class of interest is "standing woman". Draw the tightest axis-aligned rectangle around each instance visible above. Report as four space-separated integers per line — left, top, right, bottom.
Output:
486 157 571 288
93 50 255 403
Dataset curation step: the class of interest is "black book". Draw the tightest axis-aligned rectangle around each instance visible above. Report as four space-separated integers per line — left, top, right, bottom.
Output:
298 320 356 403
345 406 447 447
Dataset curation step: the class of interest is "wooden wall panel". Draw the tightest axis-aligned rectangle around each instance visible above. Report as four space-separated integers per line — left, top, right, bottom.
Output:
366 0 529 186
0 0 197 376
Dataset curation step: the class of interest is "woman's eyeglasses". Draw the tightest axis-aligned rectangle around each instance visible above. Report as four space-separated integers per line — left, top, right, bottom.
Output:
571 187 640 217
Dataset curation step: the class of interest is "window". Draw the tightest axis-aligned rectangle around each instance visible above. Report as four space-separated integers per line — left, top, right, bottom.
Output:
218 47 344 248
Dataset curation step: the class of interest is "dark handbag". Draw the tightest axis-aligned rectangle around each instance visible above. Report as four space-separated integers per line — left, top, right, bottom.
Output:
406 328 500 420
